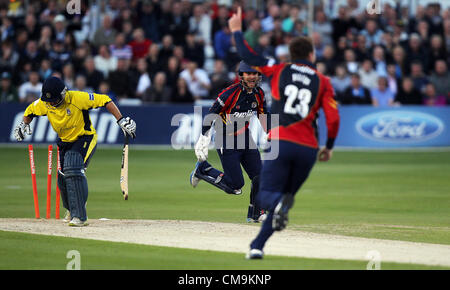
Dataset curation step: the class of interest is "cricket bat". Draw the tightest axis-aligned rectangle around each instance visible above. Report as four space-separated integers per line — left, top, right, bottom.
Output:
120 134 129 200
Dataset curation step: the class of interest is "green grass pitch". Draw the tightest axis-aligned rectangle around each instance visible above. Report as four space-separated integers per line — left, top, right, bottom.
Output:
0 146 449 270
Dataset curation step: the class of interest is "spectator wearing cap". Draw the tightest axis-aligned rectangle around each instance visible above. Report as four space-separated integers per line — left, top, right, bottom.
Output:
340 73 372 105
18 71 42 103
92 14 117 48
0 71 18 103
53 14 67 42
371 76 395 107
275 44 289 63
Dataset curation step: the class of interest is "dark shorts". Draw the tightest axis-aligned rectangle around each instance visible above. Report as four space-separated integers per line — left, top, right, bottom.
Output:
58 134 97 172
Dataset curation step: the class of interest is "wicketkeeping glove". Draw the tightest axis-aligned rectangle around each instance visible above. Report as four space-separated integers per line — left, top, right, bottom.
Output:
117 117 136 138
14 121 32 141
194 133 211 161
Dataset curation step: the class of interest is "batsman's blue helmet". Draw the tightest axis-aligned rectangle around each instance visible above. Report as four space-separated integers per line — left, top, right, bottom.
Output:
41 76 67 106
238 61 259 75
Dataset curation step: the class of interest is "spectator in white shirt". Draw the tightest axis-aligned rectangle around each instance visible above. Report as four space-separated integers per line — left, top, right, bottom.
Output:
179 61 211 100
189 4 212 46
135 58 151 99
261 4 280 33
94 44 118 78
19 71 42 103
358 59 379 89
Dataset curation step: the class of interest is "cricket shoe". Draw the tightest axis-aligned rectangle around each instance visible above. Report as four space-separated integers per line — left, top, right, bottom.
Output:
232 189 242 195
69 217 89 227
190 162 201 188
247 208 266 223
245 249 264 260
63 210 71 223
272 194 294 231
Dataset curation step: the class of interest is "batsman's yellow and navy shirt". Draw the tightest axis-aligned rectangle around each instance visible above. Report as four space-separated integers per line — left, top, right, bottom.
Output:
24 91 112 143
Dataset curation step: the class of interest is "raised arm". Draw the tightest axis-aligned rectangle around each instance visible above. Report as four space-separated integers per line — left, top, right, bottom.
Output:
228 7 268 67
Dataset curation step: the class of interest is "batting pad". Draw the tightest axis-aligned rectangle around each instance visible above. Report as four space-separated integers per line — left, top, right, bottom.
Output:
64 151 88 221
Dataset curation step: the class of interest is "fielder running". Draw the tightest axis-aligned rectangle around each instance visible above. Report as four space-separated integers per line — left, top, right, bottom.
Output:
190 61 269 222
228 8 340 259
14 76 136 226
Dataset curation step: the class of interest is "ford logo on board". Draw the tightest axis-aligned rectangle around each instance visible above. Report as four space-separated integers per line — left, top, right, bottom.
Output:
355 111 444 143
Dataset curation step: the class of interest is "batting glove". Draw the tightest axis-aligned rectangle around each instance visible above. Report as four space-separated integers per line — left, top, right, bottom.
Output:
117 117 136 139
14 121 32 141
194 134 211 161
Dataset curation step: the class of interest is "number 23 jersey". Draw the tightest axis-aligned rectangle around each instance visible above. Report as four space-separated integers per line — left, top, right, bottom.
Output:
257 60 340 149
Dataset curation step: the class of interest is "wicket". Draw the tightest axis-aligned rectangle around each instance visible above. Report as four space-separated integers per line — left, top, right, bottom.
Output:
28 144 61 219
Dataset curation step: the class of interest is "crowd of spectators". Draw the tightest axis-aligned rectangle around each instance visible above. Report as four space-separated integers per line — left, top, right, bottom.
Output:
0 0 449 107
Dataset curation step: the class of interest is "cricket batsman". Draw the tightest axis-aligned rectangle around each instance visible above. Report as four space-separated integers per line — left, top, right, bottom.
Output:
14 76 136 226
190 61 269 223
